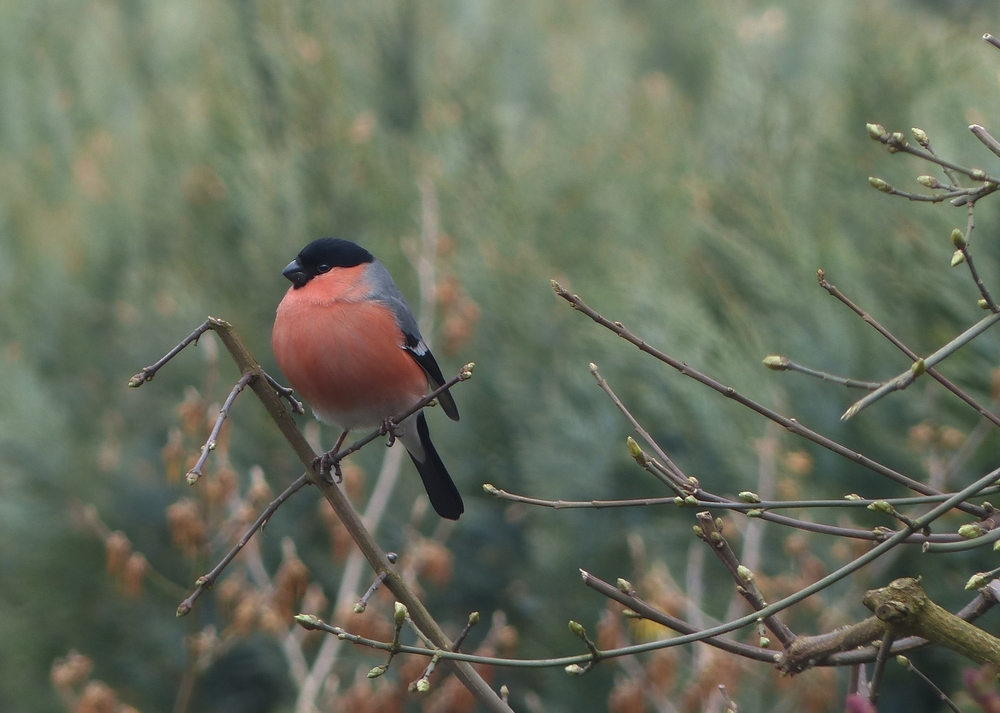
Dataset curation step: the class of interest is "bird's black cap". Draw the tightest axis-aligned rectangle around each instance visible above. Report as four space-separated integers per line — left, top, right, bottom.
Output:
282 238 375 288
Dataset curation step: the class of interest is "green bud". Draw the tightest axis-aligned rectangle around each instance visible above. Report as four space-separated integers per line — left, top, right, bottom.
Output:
460 362 475 379
911 127 929 146
626 436 646 465
917 175 939 189
469 611 480 625
844 494 863 501
951 228 967 248
692 525 704 538
564 664 587 676
872 527 893 541
868 177 890 192
747 509 763 518
952 250 966 267
684 495 698 507
959 523 985 539
979 299 990 310
617 578 634 594
866 123 887 140
739 491 761 503
867 500 893 515
910 359 925 377
482 483 497 494
762 355 789 370
415 678 431 693
354 602 367 614
759 636 771 648
673 497 683 506
367 665 388 679
737 565 753 582
965 572 988 590
994 539 1000 551
568 620 585 636
294 614 321 630
896 655 910 667
972 168 987 181
622 608 641 618
891 131 907 146
393 601 408 624
715 517 724 531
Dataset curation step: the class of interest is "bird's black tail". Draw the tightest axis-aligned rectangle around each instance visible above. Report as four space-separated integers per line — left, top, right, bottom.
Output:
406 412 464 520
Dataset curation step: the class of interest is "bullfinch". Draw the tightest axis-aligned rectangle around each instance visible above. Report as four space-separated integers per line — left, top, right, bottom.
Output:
271 238 464 520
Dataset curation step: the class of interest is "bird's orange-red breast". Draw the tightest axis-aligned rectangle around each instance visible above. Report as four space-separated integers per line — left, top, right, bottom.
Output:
271 238 463 519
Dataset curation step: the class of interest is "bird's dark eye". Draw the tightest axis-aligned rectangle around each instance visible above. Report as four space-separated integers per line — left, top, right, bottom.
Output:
317 264 331 273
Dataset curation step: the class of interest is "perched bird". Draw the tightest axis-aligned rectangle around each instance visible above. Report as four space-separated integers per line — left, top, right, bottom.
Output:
271 238 464 519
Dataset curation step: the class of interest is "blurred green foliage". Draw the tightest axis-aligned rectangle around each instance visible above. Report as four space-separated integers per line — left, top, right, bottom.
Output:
3 0 1000 711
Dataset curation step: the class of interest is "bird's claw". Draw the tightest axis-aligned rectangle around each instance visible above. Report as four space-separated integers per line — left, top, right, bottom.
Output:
314 452 343 484
379 418 398 447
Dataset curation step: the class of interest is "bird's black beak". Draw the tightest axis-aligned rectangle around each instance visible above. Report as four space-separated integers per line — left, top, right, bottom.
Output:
282 258 310 289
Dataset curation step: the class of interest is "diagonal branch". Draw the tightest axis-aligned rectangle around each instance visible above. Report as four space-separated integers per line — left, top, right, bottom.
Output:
817 272 1000 429
133 317 509 713
841 310 1000 420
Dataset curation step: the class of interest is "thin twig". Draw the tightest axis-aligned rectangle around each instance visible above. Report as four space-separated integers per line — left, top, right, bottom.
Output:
318 364 474 473
958 205 999 312
177 474 309 616
128 320 215 387
693 512 796 647
868 634 896 703
187 372 255 484
970 124 1000 161
874 130 1000 185
589 364 690 489
762 356 881 389
896 655 962 713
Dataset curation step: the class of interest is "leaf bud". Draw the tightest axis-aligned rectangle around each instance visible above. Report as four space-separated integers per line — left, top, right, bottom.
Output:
866 123 887 140
393 601 408 624
762 355 789 370
368 665 388 679
965 572 988 590
959 523 985 539
868 177 890 192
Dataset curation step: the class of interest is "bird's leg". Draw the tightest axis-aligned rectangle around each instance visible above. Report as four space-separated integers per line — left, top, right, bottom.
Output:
379 417 398 447
315 430 349 483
